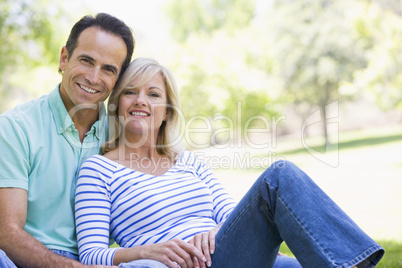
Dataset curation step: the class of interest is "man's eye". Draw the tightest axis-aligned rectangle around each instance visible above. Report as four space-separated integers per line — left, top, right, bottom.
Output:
105 67 116 74
81 58 91 64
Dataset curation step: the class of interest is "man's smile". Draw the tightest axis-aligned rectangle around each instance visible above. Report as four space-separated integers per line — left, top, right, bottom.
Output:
79 84 98 94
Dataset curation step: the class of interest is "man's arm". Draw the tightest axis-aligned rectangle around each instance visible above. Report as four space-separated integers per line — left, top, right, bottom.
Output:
0 188 104 268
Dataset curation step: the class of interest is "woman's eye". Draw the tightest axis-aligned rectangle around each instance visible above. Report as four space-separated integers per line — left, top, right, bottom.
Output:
150 92 160 97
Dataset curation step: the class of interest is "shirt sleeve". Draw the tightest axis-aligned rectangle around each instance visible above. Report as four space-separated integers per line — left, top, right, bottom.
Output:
0 116 30 189
75 156 119 265
192 153 237 224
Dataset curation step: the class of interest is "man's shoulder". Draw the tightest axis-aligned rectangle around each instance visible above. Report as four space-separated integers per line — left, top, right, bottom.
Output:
0 94 52 139
1 94 49 120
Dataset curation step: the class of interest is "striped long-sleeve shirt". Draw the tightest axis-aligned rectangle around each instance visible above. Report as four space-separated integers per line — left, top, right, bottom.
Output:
75 151 237 265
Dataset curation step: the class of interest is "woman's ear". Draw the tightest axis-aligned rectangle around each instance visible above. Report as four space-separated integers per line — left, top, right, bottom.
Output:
163 109 170 121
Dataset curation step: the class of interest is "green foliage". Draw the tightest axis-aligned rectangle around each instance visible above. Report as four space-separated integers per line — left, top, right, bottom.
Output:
351 2 402 110
164 0 402 147
164 0 255 42
178 63 219 119
165 0 278 145
0 0 75 112
262 0 372 144
0 0 62 72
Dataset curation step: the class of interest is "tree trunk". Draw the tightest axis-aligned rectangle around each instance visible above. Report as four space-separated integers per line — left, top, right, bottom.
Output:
321 106 330 147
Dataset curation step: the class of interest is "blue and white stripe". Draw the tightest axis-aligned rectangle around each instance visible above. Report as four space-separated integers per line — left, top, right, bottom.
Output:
75 151 236 265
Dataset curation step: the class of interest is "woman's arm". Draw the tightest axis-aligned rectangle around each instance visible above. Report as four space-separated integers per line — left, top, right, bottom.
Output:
76 157 206 267
195 158 236 224
75 157 118 265
187 152 238 267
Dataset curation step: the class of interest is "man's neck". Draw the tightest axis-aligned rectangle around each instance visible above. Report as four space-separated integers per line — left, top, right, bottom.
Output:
69 107 100 142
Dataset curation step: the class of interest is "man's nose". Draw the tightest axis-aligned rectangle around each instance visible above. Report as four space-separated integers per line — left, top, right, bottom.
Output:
86 67 101 85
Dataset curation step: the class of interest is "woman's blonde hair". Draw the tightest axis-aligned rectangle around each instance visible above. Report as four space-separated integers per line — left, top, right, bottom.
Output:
102 57 183 159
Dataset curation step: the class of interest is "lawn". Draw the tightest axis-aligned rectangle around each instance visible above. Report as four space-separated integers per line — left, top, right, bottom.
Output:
211 124 402 267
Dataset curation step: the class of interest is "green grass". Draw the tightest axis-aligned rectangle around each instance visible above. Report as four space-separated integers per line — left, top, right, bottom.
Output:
276 129 402 156
280 240 402 267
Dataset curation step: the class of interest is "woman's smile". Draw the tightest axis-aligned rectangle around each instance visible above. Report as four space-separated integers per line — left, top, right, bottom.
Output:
129 109 151 117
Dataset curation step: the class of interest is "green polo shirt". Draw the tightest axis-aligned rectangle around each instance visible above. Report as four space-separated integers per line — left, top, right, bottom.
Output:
0 84 107 254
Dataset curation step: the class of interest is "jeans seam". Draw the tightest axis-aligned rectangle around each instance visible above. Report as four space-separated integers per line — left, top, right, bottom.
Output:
341 244 384 268
273 184 337 267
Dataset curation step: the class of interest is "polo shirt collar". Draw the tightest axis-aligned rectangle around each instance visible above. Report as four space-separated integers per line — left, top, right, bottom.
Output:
93 104 107 140
49 84 107 140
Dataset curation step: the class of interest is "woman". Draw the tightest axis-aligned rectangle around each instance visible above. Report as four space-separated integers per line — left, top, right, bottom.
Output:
75 58 384 268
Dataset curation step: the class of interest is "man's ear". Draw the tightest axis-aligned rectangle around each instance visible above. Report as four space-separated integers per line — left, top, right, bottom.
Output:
59 46 68 72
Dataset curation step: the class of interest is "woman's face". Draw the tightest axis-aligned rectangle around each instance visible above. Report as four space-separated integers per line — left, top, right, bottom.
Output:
118 72 168 139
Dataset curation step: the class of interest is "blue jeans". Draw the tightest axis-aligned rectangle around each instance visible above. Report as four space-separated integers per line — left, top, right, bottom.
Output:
119 254 299 268
0 249 16 268
0 249 80 268
210 160 384 267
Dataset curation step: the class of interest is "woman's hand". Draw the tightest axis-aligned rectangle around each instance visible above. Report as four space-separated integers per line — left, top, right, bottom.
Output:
188 224 222 268
138 238 207 268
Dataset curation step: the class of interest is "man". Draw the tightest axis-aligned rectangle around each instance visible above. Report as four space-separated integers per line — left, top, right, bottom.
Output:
0 13 134 267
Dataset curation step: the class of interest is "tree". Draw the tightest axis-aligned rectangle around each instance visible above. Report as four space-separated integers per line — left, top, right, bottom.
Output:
0 0 68 111
259 0 371 146
164 0 281 148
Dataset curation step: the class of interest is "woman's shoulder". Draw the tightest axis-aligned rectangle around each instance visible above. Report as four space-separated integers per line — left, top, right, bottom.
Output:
82 154 119 171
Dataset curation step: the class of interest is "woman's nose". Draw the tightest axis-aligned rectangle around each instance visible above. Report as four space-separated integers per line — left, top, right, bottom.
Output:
134 92 146 106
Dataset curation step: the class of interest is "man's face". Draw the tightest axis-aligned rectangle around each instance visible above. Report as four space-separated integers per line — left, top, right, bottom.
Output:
59 26 127 112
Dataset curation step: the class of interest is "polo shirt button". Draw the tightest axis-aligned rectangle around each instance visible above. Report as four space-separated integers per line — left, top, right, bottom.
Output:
59 127 63 131
67 127 71 131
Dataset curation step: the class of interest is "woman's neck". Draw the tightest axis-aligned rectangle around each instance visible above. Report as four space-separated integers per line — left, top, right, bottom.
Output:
119 144 159 161
104 142 174 176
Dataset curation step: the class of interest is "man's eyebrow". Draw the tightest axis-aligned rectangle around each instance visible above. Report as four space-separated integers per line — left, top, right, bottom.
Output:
79 54 119 74
79 54 95 61
103 64 118 74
